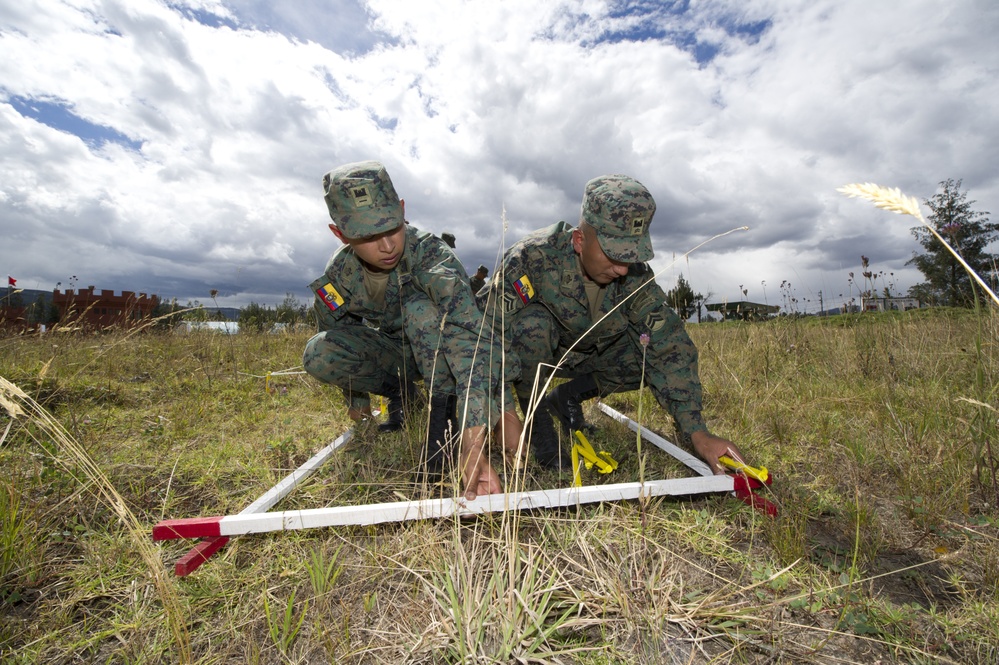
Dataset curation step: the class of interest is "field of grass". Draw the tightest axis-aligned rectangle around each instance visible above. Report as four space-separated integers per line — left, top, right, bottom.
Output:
1 308 997 664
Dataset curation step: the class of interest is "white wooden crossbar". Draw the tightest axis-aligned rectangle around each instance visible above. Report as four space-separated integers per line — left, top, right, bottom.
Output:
597 402 714 477
154 475 734 540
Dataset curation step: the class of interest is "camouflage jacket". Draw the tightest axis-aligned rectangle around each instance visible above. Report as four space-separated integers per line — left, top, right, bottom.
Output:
309 224 496 427
479 221 706 436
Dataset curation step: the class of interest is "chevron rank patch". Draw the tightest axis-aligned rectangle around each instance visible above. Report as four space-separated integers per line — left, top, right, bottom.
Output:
513 274 535 304
316 283 346 312
503 291 519 314
645 310 666 332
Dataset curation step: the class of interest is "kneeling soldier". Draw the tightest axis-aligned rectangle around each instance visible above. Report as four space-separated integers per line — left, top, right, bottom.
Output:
303 160 511 498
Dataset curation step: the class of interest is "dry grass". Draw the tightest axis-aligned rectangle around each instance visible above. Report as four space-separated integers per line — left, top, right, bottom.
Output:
1 308 998 663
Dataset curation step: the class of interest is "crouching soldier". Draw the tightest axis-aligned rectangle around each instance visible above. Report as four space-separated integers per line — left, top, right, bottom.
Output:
477 174 752 474
303 160 510 499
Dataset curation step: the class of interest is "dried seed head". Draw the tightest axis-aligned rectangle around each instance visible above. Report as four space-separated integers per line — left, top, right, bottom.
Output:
837 183 922 219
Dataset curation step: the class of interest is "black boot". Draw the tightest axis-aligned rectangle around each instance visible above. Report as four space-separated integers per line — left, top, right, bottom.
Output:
519 394 570 471
546 374 599 436
378 379 419 433
425 394 458 474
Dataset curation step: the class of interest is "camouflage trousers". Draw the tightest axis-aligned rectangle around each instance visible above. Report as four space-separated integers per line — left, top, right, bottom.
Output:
302 297 456 415
508 303 706 440
509 303 644 399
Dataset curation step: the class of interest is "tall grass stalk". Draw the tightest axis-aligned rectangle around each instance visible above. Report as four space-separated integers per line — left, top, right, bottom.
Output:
0 376 191 663
263 587 307 654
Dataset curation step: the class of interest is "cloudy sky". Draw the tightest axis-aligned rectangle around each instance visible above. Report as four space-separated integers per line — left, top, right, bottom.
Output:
1 0 997 315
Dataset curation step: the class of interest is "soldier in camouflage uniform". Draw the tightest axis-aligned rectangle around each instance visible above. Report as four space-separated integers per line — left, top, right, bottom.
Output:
477 174 747 473
469 265 489 294
303 160 511 498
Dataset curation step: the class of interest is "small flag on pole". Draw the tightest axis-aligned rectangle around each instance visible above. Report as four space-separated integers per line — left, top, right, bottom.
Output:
7 276 15 286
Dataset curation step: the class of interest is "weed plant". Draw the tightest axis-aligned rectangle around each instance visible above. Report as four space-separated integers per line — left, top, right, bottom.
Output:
1 308 997 663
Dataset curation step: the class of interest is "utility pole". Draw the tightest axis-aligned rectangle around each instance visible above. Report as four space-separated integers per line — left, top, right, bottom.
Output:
818 290 824 316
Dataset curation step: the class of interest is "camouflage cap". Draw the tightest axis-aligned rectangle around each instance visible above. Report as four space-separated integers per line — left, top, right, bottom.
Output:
580 174 655 262
322 160 404 239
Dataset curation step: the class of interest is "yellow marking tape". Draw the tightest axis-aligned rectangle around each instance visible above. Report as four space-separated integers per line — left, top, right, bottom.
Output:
719 455 768 483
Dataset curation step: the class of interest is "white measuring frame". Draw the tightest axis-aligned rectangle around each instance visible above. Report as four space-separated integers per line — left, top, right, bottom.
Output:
158 402 741 572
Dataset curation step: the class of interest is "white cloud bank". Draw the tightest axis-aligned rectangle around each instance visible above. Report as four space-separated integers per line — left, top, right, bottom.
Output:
1 0 996 312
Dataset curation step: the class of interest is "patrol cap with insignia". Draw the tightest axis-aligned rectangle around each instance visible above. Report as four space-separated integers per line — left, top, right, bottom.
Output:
580 174 655 262
322 160 404 239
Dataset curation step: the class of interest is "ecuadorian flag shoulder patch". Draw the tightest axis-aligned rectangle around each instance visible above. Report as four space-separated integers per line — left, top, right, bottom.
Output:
513 274 535 304
317 283 346 312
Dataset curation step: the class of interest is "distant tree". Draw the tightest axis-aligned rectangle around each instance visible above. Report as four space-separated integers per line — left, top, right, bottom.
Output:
691 290 713 323
46 299 61 325
666 274 702 321
184 300 210 322
151 298 182 329
275 293 306 325
239 302 272 332
906 179 998 307
25 299 48 326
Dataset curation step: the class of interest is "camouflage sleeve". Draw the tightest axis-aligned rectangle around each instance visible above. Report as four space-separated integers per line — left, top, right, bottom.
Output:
626 270 706 443
475 240 534 333
474 239 538 396
309 277 346 332
411 237 504 428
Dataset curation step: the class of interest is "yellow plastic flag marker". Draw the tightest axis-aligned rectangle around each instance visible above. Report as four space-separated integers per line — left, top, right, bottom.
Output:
719 455 768 483
570 430 618 486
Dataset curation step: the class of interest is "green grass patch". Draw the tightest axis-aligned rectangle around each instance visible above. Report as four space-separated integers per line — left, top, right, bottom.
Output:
1 310 997 663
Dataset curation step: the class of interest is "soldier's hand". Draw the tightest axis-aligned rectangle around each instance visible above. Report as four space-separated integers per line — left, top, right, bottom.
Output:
690 431 746 475
459 426 503 500
347 405 373 422
497 408 527 467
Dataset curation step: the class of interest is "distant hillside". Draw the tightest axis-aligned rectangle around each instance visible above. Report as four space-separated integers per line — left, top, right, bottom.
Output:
204 306 240 321
1 288 52 307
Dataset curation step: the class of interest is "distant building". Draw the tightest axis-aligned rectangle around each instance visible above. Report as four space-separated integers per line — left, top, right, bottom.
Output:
861 296 922 312
705 300 780 321
53 286 160 329
174 321 239 334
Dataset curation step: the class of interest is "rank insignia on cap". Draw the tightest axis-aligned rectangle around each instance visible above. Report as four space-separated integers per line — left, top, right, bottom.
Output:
630 217 646 235
317 283 346 312
513 275 535 304
350 185 373 207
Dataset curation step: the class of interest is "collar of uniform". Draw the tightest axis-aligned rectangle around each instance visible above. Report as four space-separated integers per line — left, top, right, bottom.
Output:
559 244 588 301
394 225 418 286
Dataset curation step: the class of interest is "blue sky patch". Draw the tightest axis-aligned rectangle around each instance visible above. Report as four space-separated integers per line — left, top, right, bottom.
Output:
168 4 239 30
220 1 396 56
368 111 398 131
9 96 143 151
591 1 771 65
